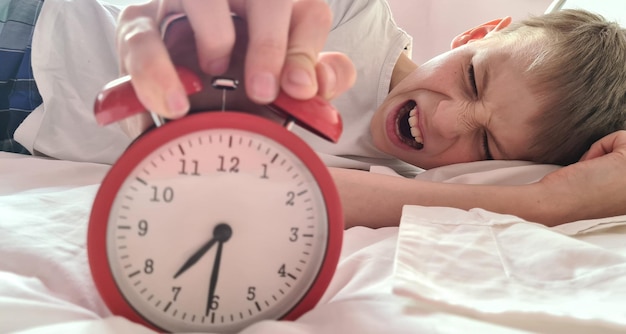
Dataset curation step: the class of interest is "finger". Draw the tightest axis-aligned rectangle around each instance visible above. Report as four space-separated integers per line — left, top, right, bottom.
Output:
579 131 624 161
182 0 236 75
244 0 293 104
118 9 190 118
280 0 332 100
315 52 356 100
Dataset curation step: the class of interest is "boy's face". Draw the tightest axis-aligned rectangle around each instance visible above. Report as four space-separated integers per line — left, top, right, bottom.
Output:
370 33 543 169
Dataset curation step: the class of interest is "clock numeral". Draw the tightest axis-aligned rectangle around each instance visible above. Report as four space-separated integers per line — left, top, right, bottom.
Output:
138 219 148 236
260 163 269 179
209 295 220 311
246 286 256 301
179 159 200 176
150 186 174 203
144 259 154 274
289 227 299 242
285 191 295 206
172 286 182 301
278 264 287 277
217 155 240 173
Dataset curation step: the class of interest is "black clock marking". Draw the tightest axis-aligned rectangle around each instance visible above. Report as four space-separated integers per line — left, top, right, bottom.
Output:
164 301 172 313
178 144 185 155
271 153 278 163
117 225 131 230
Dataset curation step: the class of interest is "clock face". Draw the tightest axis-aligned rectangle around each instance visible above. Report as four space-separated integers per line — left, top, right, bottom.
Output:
89 113 342 333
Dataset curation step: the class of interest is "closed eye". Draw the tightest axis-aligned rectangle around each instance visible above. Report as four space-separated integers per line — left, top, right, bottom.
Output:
468 63 478 97
482 130 493 160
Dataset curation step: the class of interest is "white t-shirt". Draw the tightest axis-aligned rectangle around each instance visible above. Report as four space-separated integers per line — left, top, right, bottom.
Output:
17 0 420 175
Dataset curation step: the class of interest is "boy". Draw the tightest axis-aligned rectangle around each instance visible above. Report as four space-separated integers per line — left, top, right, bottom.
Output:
113 0 626 227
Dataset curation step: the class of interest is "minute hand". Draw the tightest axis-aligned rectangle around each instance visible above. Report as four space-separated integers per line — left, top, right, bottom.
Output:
206 240 224 316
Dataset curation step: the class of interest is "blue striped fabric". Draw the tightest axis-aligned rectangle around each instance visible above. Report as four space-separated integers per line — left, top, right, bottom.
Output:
0 0 43 154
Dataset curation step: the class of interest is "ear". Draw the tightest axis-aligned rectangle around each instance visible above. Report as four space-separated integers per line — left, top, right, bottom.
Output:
450 17 512 49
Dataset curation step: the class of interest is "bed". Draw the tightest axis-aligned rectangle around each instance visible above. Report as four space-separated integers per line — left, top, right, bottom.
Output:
3 0 626 333
4 152 626 334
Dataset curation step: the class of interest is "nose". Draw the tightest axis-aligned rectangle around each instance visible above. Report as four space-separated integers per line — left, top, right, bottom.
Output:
430 99 477 139
429 99 482 162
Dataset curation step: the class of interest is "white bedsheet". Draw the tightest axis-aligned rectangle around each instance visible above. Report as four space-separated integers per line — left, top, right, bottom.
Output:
2 152 626 333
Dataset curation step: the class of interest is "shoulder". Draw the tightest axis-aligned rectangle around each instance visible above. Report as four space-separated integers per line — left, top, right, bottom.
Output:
326 0 396 31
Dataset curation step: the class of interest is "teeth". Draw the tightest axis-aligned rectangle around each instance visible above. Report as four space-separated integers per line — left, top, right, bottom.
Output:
407 107 423 144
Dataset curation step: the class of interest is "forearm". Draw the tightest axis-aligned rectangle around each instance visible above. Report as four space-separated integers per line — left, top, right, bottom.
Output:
329 167 568 229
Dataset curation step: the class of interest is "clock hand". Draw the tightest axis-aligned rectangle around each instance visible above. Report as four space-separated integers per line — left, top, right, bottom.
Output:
206 240 223 316
205 223 232 316
173 234 218 279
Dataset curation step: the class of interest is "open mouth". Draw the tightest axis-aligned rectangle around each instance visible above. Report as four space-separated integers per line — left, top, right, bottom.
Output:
396 100 424 150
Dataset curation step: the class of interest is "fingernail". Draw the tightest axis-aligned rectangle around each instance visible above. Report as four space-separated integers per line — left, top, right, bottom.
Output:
287 68 313 87
250 72 277 103
166 89 189 117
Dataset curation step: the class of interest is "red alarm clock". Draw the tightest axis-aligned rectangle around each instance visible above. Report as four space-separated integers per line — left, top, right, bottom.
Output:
87 14 343 333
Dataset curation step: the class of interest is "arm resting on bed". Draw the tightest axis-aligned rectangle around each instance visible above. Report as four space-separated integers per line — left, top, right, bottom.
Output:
329 161 624 229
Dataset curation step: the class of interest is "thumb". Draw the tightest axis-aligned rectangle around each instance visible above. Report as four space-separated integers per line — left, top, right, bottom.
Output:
315 52 356 100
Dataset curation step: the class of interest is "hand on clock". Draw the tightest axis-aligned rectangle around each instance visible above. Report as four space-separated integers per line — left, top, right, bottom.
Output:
173 223 233 279
115 0 356 123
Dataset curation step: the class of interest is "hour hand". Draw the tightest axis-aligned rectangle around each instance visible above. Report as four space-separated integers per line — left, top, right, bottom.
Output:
173 237 217 279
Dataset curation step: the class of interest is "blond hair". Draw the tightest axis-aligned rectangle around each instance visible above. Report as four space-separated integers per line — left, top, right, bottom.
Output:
503 9 626 165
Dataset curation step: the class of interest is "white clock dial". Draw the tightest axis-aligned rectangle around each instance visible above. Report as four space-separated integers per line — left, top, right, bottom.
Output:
105 127 329 333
